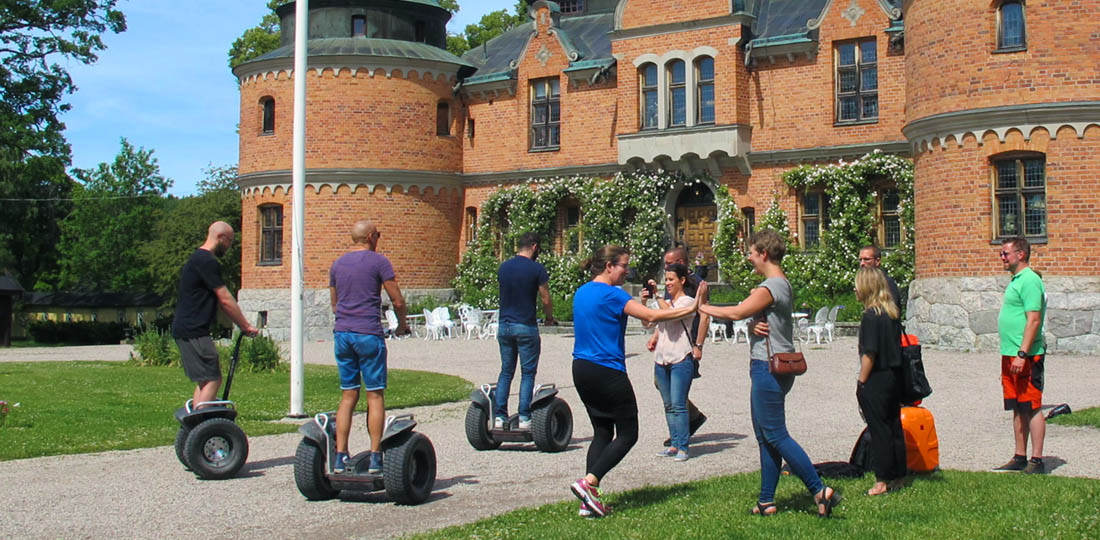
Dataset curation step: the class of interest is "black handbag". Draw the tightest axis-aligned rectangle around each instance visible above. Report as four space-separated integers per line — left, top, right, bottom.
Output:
899 329 932 404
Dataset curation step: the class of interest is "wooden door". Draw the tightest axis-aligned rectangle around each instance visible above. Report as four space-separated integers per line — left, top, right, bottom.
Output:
675 205 717 269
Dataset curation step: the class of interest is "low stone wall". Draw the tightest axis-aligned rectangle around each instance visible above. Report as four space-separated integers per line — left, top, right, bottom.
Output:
906 276 1100 353
238 287 456 341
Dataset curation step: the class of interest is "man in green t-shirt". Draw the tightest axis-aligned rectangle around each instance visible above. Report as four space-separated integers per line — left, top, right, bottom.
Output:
993 236 1047 474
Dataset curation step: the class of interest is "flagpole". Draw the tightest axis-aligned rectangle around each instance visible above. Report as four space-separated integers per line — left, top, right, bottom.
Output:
288 0 308 417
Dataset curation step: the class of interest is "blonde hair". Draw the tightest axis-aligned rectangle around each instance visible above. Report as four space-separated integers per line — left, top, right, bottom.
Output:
855 267 899 320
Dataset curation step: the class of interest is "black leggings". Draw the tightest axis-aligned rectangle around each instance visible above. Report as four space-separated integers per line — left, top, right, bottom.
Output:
573 359 640 481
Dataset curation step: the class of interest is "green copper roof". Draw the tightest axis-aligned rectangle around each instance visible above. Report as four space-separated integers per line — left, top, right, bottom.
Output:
249 37 474 69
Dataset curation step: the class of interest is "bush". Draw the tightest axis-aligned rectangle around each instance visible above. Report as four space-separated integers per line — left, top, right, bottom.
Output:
129 329 180 366
231 332 285 373
27 320 131 345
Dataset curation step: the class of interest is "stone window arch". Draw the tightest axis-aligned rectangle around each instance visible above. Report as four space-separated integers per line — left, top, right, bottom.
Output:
259 96 275 134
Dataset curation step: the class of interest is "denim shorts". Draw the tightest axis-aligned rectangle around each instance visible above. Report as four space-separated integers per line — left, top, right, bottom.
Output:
334 332 387 391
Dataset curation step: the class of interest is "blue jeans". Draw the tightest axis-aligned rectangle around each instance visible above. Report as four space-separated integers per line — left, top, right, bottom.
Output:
655 358 694 450
495 322 541 420
749 359 824 503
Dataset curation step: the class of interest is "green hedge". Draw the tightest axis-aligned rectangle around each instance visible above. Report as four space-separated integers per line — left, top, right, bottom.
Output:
27 320 131 345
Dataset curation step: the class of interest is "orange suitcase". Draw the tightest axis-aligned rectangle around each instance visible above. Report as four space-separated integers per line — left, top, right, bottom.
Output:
900 406 939 472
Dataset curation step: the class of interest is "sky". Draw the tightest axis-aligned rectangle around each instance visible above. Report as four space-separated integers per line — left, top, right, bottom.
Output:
61 0 508 196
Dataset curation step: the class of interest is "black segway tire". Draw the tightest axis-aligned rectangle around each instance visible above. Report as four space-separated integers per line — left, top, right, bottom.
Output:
464 403 501 450
531 397 573 452
294 438 339 500
383 432 436 505
183 417 249 480
174 425 192 470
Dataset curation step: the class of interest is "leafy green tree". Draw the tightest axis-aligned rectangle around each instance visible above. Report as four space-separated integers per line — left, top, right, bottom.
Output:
142 165 243 304
0 0 126 287
228 0 284 70
55 139 172 292
464 9 522 50
446 33 470 56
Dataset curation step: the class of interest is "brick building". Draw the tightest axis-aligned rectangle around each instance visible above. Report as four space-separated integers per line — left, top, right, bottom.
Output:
232 0 1100 351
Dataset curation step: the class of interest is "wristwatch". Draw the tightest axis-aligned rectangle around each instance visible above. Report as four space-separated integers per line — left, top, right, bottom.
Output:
694 342 704 349
1017 350 1029 359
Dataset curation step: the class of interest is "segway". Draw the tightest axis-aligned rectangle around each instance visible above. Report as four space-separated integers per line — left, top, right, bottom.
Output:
173 333 249 480
293 412 437 505
465 383 573 452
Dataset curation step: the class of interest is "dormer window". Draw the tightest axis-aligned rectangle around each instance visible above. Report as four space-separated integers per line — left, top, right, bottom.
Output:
352 15 366 37
559 0 585 14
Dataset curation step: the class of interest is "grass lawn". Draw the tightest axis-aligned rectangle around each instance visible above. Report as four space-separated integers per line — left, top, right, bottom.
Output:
414 470 1100 539
0 362 471 461
1049 406 1100 429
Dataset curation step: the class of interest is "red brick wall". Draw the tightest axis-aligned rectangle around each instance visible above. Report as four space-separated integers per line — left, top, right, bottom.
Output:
747 7 905 152
912 127 1100 278
240 184 464 289
619 0 730 29
238 68 464 175
905 0 1100 123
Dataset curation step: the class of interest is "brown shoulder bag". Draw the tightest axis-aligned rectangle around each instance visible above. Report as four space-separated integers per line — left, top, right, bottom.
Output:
765 326 807 376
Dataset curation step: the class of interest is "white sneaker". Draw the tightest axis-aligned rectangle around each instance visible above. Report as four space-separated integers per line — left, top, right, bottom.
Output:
493 417 505 429
518 418 532 430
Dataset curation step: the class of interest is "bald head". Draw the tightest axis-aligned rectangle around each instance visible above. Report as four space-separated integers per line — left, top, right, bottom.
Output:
664 247 688 266
203 221 234 257
351 220 378 246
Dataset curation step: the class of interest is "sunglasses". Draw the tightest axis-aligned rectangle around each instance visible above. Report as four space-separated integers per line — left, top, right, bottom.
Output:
999 250 1019 258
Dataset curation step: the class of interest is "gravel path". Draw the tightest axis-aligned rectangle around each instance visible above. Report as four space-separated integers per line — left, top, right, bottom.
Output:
2 335 1098 539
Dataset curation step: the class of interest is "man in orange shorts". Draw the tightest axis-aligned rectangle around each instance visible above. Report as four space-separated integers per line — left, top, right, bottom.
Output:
993 237 1046 474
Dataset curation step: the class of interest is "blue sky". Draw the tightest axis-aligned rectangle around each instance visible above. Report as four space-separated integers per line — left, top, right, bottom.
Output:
62 0 505 196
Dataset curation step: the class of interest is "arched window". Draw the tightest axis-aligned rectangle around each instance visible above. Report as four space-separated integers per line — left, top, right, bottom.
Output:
437 101 450 136
998 1 1026 50
639 63 658 130
259 204 283 264
260 97 275 134
667 60 686 127
695 56 715 125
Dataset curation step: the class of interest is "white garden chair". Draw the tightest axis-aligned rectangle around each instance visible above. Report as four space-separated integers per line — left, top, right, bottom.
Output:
796 317 811 344
481 310 498 339
806 307 830 344
730 319 749 343
432 306 457 339
708 320 727 343
825 305 844 343
421 308 443 340
384 309 405 340
461 308 484 339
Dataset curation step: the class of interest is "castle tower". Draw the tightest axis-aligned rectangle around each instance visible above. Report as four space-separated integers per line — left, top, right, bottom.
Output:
233 0 473 340
902 0 1100 352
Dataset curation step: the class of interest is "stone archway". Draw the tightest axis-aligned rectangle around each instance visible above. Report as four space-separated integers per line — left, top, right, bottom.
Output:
671 183 717 276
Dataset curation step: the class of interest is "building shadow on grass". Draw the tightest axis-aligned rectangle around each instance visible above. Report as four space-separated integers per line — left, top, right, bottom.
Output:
611 483 702 512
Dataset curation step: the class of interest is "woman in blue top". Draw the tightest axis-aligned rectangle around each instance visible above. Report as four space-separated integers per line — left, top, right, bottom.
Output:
697 230 841 518
569 245 703 518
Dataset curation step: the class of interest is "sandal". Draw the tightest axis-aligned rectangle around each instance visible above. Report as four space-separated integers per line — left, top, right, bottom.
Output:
867 482 888 496
816 486 842 518
750 502 777 517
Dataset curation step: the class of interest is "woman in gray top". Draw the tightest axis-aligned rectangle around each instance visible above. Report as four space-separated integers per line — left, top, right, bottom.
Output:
698 230 841 518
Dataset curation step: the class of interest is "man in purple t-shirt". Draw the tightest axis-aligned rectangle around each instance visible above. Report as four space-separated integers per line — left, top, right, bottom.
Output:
328 220 409 473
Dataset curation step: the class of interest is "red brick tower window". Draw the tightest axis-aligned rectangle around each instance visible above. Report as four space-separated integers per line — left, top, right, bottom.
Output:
667 60 686 127
879 188 902 249
559 1 585 14
695 56 715 125
260 97 275 134
259 204 283 264
530 78 560 151
997 1 1026 51
639 63 658 130
835 40 877 123
437 101 450 136
465 207 478 245
993 154 1046 239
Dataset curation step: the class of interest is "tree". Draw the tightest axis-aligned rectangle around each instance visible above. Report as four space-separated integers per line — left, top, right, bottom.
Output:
464 9 522 50
143 165 243 304
55 139 172 292
228 0 284 70
0 0 125 287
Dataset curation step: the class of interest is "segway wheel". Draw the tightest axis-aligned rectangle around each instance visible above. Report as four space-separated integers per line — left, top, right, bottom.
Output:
383 432 436 505
464 403 501 450
531 397 573 452
174 425 192 470
183 417 249 480
294 438 339 500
